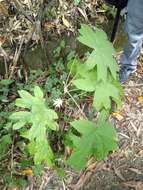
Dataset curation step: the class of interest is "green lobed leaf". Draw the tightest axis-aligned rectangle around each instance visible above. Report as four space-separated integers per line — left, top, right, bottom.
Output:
46 121 58 131
34 139 54 165
93 82 121 110
72 68 97 92
73 78 96 92
78 25 106 50
18 90 34 107
86 50 116 82
15 98 30 109
10 111 31 121
10 86 58 166
72 24 122 110
45 109 58 120
28 139 54 166
34 86 43 98
78 25 118 81
67 111 118 171
13 121 26 130
0 79 13 86
26 122 46 140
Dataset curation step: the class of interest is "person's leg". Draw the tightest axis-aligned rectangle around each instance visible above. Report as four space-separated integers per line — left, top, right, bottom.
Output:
119 0 143 83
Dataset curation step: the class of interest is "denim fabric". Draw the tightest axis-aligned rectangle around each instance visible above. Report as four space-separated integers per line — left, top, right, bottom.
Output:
120 0 143 70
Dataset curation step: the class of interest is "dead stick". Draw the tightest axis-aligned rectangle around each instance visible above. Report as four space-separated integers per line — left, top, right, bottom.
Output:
123 83 143 88
12 0 34 23
9 36 24 79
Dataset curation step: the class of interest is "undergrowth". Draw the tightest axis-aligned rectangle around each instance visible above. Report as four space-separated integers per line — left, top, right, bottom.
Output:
0 24 123 189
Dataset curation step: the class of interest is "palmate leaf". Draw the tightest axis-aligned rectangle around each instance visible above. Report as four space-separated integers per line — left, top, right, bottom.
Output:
67 111 118 171
93 82 122 110
34 140 54 165
72 24 122 110
34 86 44 98
13 121 27 130
10 111 31 123
10 86 58 166
16 86 44 109
86 50 118 82
78 25 119 81
72 68 97 92
72 63 122 110
77 24 107 50
28 139 54 166
17 90 34 108
73 78 95 92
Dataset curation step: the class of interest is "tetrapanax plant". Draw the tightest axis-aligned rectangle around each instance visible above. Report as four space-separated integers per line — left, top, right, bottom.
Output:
10 86 58 165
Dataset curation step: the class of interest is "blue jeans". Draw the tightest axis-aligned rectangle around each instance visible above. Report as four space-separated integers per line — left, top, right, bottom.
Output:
120 0 143 70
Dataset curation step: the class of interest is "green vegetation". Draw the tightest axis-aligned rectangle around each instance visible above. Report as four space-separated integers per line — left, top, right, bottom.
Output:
0 24 123 188
72 25 122 110
67 111 118 170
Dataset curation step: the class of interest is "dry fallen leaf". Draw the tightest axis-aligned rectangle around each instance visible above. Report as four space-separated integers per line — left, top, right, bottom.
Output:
43 22 55 30
112 112 124 121
77 7 88 21
137 96 143 103
21 168 33 175
62 16 71 28
126 96 132 103
0 1 9 16
0 35 6 46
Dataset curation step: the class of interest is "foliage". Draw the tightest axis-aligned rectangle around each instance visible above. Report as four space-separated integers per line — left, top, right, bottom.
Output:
8 84 119 172
0 79 14 102
0 80 14 161
72 24 123 110
66 24 122 171
10 86 58 166
0 24 123 188
0 134 12 159
67 111 118 170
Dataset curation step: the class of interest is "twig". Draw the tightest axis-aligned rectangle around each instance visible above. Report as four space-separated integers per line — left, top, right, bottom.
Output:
62 179 66 190
10 137 15 178
39 178 45 190
4 57 8 78
0 45 9 77
72 161 103 190
9 36 24 79
0 45 8 60
12 0 34 23
118 132 130 139
66 90 87 119
65 58 77 87
124 83 143 88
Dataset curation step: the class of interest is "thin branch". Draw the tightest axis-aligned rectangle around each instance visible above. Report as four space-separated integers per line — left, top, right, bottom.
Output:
10 137 15 178
0 45 9 77
66 90 87 119
12 0 34 23
124 83 143 88
9 36 24 79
